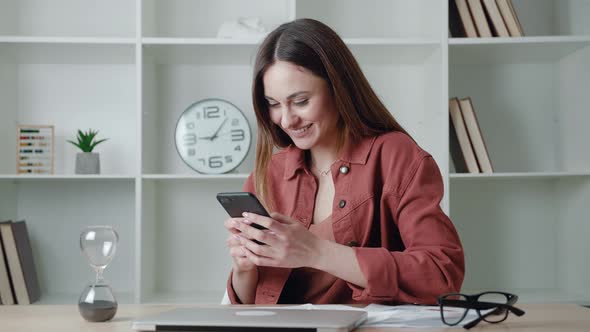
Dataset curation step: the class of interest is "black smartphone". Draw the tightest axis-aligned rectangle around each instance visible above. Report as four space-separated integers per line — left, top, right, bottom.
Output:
216 192 269 231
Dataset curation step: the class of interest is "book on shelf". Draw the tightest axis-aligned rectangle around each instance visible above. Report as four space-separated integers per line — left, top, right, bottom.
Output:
449 98 480 173
449 0 465 37
459 97 494 173
467 0 493 37
0 221 16 305
496 0 524 36
450 0 479 37
0 220 40 304
482 0 510 37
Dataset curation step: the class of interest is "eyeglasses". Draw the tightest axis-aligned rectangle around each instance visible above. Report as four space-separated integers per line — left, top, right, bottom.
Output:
437 291 526 329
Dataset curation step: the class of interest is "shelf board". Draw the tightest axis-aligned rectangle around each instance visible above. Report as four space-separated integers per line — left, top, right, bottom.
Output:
141 37 441 65
0 36 136 45
449 36 590 64
142 37 261 45
142 174 249 180
0 41 135 64
141 37 441 46
450 172 590 180
344 37 441 46
0 175 136 180
449 35 590 45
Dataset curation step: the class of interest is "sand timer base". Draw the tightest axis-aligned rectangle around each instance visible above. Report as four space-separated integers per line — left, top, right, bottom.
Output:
78 282 118 322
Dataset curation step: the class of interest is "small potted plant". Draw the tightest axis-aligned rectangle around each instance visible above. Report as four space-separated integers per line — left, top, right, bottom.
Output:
68 129 108 174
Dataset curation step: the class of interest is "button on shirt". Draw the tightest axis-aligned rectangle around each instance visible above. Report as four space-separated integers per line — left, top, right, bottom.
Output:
227 132 465 305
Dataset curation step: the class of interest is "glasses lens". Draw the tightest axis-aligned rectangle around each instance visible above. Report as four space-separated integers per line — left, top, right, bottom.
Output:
478 293 509 323
441 294 469 325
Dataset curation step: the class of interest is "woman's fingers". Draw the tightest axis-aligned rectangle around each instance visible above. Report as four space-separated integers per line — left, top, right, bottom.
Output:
242 212 288 233
226 234 242 247
238 235 274 258
242 225 280 246
229 246 246 258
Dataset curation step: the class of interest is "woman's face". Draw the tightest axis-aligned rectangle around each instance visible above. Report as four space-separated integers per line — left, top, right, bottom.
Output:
263 60 340 151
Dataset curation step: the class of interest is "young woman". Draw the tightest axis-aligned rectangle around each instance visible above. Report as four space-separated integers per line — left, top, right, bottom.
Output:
223 18 464 305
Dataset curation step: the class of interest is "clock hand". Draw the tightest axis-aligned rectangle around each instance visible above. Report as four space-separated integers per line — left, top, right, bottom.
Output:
210 118 228 141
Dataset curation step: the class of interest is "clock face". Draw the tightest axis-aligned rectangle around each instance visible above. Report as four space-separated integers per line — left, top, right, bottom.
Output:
174 99 252 174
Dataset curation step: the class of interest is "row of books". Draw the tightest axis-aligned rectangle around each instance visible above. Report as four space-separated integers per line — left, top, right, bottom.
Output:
450 0 524 37
0 220 40 305
449 97 493 174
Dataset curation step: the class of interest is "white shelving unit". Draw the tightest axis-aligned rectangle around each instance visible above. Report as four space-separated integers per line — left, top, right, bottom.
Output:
449 0 590 304
0 0 588 305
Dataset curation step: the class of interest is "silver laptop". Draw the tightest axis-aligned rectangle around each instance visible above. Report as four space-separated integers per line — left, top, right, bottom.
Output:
132 306 367 332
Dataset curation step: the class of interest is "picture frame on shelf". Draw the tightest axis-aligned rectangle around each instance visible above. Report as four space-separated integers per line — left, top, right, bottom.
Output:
16 125 54 175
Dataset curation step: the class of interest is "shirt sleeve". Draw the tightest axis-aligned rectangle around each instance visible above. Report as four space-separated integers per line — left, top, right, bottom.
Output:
226 173 256 304
349 155 465 304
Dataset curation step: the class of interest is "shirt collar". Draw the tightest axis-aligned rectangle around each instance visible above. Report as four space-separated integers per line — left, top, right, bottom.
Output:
283 135 377 180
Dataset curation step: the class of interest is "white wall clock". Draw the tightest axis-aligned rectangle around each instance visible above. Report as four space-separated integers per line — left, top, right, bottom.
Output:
174 98 251 174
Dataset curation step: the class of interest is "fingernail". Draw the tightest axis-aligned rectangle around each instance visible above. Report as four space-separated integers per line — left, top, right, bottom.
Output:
242 212 249 217
269 231 276 235
233 234 241 240
242 219 251 224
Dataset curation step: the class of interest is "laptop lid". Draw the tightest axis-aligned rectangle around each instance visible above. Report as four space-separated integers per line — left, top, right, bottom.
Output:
132 306 367 332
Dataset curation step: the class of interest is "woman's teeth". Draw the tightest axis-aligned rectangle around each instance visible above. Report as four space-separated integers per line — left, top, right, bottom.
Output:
292 124 312 134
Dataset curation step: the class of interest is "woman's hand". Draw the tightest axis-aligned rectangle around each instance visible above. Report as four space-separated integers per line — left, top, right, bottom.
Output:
233 212 324 269
223 217 257 273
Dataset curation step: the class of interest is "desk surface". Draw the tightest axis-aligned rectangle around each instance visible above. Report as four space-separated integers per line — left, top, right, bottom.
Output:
0 303 588 331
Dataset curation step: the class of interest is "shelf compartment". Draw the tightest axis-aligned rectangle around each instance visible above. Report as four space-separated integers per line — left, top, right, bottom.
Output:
0 42 137 175
295 0 442 39
449 45 589 173
0 0 135 37
139 179 244 303
0 180 137 304
509 0 590 37
142 0 292 38
451 177 590 303
141 43 444 175
141 44 258 175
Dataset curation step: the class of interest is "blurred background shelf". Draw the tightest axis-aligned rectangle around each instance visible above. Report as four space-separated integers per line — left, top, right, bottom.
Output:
0 0 589 305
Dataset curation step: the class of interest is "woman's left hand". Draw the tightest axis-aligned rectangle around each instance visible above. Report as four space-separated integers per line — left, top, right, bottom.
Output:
233 212 324 269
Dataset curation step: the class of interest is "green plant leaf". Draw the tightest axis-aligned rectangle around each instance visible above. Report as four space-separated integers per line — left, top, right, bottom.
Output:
68 129 108 152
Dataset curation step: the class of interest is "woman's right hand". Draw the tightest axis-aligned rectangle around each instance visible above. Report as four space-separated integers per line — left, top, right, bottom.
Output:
224 217 257 272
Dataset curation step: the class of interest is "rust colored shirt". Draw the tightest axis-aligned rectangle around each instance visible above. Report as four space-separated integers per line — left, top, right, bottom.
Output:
227 132 465 305
279 216 340 304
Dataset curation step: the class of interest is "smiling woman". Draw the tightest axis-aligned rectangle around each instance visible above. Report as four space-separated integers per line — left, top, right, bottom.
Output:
223 18 465 306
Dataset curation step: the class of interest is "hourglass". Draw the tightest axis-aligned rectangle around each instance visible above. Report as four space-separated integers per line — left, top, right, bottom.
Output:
78 225 119 322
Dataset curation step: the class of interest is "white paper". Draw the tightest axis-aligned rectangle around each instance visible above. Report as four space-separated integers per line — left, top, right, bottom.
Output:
257 303 487 328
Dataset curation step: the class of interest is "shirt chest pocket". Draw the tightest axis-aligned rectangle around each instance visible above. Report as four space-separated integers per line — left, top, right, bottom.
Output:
331 193 376 247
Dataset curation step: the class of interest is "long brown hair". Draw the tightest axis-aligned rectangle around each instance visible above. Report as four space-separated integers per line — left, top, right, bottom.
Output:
252 18 409 210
